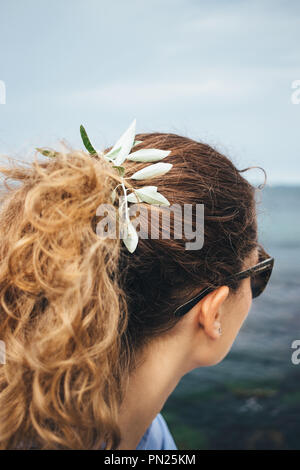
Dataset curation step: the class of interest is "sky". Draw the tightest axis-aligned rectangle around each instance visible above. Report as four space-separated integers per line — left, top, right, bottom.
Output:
0 0 300 184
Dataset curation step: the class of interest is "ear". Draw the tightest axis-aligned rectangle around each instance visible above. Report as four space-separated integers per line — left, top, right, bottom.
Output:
197 286 230 340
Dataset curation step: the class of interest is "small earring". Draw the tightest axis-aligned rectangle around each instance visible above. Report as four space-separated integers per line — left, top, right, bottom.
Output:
218 327 222 335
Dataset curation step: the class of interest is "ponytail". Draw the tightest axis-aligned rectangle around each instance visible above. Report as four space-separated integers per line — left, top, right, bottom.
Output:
0 150 128 449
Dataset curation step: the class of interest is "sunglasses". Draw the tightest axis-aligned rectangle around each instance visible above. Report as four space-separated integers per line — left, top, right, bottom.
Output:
173 246 274 318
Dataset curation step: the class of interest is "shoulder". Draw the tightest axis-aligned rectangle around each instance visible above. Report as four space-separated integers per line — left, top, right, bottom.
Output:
136 413 177 450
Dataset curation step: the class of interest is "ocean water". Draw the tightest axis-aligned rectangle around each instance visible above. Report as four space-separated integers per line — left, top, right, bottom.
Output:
163 186 300 450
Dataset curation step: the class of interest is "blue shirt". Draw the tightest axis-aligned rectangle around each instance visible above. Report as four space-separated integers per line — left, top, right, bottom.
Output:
136 413 177 450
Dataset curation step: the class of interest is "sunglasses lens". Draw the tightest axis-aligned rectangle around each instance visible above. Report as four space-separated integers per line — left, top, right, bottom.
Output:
251 262 273 298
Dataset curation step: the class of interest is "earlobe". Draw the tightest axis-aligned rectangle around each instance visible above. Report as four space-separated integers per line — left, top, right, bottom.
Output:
197 285 229 340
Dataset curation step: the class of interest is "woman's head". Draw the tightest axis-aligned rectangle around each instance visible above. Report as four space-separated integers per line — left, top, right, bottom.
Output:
119 132 258 352
0 131 261 449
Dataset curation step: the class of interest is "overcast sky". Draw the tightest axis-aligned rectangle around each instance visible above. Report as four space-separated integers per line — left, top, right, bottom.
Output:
0 0 300 184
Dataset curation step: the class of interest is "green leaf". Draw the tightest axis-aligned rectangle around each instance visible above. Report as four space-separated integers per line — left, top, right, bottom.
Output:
131 162 173 180
112 165 125 177
36 148 60 158
127 186 157 203
104 146 122 160
127 186 170 206
127 148 171 162
111 187 117 204
122 219 139 253
126 192 141 203
80 125 97 155
108 119 137 166
133 140 143 147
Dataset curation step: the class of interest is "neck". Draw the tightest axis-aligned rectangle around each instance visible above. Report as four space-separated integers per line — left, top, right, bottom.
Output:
117 334 190 450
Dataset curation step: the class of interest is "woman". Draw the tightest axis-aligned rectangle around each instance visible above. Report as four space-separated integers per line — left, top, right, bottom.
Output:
0 128 273 450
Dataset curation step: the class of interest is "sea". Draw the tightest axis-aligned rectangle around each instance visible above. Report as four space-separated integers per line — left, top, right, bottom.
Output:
162 186 300 450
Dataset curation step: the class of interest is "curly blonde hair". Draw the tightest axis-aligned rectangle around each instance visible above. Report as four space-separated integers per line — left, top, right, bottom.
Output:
0 150 129 449
0 132 259 450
